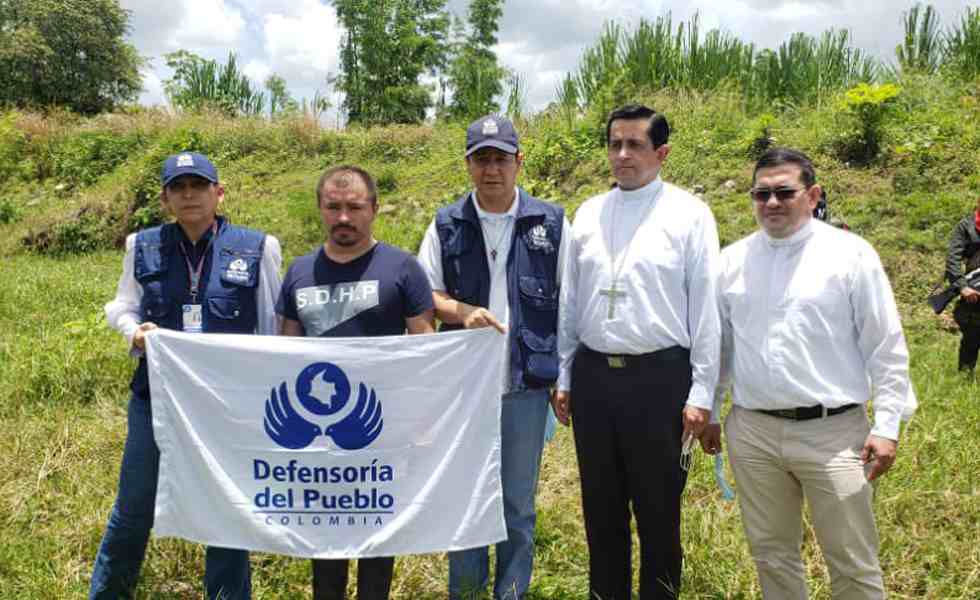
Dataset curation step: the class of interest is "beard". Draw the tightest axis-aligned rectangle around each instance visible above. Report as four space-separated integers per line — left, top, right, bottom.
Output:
330 225 360 246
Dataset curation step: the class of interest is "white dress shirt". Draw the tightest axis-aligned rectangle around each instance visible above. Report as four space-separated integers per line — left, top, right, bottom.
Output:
105 231 283 353
713 219 917 440
417 189 571 390
557 177 721 412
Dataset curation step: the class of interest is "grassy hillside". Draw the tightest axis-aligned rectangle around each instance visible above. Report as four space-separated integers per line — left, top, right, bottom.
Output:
0 75 978 598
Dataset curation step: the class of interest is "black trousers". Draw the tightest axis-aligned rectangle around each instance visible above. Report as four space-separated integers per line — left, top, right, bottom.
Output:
954 301 980 370
571 346 692 600
312 557 394 600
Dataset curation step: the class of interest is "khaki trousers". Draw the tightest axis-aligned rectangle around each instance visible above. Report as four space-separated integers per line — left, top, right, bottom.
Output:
725 405 885 600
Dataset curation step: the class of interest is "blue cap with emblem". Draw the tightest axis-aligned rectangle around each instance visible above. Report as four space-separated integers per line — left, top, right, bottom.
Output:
161 152 219 186
465 114 520 157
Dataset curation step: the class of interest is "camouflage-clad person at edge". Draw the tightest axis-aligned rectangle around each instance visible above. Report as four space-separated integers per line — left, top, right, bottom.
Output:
946 194 980 371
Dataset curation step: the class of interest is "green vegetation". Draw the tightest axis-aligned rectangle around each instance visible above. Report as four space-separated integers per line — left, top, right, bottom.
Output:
441 0 507 120
164 51 267 117
2 68 979 596
332 0 451 125
0 0 143 114
556 14 877 117
1 3 979 598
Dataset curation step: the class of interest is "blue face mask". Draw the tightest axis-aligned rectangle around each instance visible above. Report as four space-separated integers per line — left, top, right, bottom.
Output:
714 454 736 501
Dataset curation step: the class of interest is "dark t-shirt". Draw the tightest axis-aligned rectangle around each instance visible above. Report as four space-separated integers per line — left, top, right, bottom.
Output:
276 242 433 337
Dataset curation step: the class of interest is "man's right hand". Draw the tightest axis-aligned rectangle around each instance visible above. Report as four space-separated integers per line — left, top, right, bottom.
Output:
460 305 506 333
132 322 159 351
961 287 980 304
551 390 571 426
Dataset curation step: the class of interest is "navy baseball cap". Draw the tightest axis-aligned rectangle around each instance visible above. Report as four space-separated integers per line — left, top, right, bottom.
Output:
161 152 219 187
465 115 520 157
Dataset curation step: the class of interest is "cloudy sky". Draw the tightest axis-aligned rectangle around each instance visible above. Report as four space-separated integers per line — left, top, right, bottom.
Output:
121 0 974 118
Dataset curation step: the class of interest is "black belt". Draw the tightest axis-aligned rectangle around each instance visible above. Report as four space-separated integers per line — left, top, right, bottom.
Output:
756 403 861 421
578 344 689 369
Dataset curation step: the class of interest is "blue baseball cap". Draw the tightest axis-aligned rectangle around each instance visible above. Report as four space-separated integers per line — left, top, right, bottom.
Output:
161 152 219 186
465 115 520 157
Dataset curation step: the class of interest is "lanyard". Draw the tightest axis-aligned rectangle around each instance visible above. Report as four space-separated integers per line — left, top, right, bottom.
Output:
179 222 218 302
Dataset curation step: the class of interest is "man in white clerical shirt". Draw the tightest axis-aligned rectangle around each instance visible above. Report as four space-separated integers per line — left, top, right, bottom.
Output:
702 147 917 599
552 104 721 600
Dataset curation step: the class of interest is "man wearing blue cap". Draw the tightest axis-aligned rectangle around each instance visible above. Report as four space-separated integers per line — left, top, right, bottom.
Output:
90 152 282 599
418 115 570 599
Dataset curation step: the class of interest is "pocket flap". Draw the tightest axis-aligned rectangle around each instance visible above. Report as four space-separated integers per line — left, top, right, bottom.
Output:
141 298 170 320
208 296 243 320
519 275 557 299
519 328 556 353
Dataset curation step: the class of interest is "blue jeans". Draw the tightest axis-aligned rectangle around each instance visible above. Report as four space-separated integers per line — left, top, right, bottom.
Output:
449 388 549 600
89 392 251 599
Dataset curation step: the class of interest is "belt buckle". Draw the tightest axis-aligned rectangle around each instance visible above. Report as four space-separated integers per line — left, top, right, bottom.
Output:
607 355 626 368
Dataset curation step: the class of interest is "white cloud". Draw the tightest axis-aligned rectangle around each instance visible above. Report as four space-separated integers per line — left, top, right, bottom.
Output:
140 70 166 107
243 60 273 87
173 0 246 48
260 0 341 88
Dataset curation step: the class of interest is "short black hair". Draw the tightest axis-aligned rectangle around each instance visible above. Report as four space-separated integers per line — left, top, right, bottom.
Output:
605 104 670 147
316 165 378 206
753 147 816 188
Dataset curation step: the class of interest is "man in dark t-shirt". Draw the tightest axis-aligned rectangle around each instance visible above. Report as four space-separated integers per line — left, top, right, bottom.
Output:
276 165 435 600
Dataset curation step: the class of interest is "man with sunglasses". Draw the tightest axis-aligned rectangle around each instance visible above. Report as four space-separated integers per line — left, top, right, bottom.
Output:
703 147 916 599
552 104 721 600
92 152 282 599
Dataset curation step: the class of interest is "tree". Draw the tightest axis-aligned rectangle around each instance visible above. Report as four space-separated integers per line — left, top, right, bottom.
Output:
896 3 944 75
443 0 506 120
265 74 298 117
0 0 143 114
332 0 450 125
163 51 265 117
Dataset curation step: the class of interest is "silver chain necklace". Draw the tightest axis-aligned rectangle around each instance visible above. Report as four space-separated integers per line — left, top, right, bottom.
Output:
482 216 512 262
600 185 660 318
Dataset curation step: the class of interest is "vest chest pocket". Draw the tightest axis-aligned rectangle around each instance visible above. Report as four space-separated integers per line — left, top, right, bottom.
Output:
218 249 260 288
519 328 558 388
441 229 481 304
140 296 170 320
208 296 248 320
519 276 558 310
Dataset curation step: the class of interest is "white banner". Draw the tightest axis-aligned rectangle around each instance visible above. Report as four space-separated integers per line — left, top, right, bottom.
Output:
145 327 507 559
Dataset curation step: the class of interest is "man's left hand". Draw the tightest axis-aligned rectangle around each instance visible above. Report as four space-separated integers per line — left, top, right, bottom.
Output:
682 405 711 440
861 435 897 481
699 424 722 455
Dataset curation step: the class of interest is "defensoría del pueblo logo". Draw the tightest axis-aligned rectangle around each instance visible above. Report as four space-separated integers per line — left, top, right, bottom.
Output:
264 362 383 450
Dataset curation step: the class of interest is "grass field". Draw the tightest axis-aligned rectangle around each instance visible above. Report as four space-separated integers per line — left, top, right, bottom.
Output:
0 83 978 598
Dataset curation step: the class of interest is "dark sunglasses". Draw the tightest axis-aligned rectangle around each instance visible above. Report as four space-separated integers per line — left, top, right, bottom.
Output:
749 186 806 203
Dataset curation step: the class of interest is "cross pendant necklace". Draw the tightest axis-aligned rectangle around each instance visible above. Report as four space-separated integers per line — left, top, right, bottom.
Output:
599 280 627 318
484 216 511 262
600 187 658 319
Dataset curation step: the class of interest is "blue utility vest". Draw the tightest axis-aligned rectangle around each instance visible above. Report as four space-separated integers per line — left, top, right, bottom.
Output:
129 217 266 397
436 189 563 391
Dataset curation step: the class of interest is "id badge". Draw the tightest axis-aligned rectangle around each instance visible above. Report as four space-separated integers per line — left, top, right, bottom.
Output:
182 304 203 333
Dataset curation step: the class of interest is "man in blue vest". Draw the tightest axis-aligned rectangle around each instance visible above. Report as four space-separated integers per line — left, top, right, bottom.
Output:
91 152 282 599
417 115 570 600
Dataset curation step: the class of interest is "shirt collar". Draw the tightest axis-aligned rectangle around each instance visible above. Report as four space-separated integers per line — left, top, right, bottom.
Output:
472 188 519 220
762 218 815 248
177 218 219 248
616 177 663 203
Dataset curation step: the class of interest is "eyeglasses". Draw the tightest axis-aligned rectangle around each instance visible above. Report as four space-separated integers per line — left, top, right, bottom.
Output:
680 432 695 472
749 186 806 203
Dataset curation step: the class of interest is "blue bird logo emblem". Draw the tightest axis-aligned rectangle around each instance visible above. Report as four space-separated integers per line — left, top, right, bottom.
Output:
264 362 383 450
